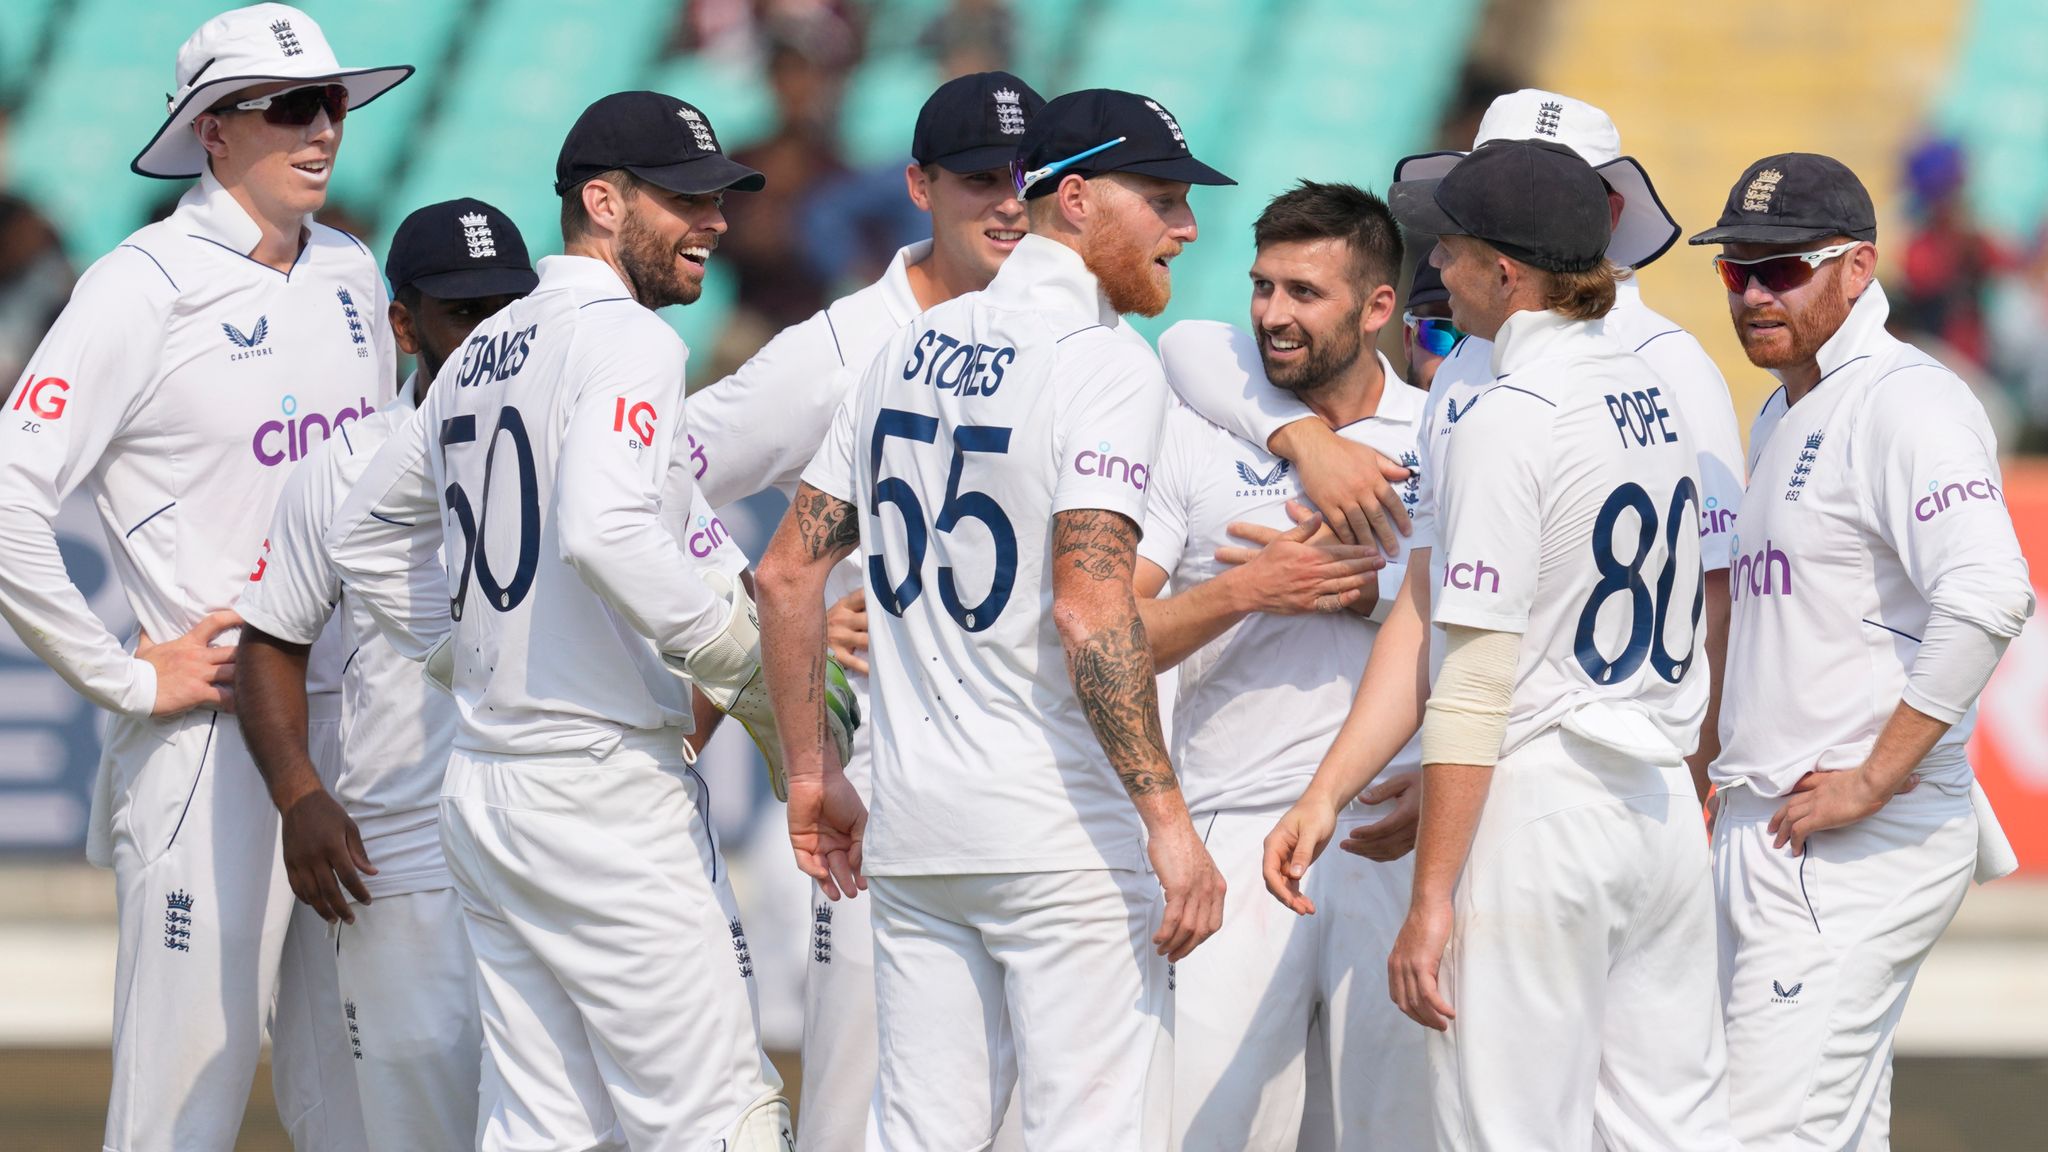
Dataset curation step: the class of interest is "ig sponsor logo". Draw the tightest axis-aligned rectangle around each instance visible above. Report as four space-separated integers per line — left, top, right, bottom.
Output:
1075 440 1148 491
12 374 69 426
251 394 376 466
613 397 657 447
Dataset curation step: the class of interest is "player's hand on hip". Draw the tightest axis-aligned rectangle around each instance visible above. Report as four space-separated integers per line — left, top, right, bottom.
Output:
1339 772 1421 862
789 770 868 900
1263 796 1338 915
1285 431 1413 554
139 610 242 716
1768 767 1916 855
1388 898 1456 1031
1215 513 1383 616
281 788 375 924
1148 819 1225 962
826 589 870 675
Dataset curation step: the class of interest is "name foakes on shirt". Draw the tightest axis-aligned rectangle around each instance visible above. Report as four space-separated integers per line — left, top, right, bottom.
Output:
452 324 540 389
902 329 1016 398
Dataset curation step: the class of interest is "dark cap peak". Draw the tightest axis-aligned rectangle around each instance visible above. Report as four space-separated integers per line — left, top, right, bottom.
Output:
913 71 1044 172
1014 88 1234 199
555 90 765 198
1388 138 1611 274
1689 152 1876 247
386 197 538 299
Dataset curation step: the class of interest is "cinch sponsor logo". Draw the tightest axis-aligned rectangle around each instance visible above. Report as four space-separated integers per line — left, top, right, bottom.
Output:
687 432 709 479
1914 476 2003 522
252 394 375 466
688 513 729 558
1442 558 1500 594
1076 440 1148 490
11 375 68 420
1728 535 1791 601
1701 496 1736 537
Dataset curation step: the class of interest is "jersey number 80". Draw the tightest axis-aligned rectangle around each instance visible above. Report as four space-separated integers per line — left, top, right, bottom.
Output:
1573 477 1702 685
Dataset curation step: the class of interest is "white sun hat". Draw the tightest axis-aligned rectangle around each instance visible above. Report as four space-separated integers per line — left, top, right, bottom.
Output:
1393 89 1681 271
131 3 413 179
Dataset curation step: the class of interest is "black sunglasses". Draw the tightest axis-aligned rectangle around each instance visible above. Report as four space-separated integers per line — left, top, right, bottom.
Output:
208 83 349 128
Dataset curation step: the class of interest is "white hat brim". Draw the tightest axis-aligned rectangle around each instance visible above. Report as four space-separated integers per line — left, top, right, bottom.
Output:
1391 149 1681 270
131 64 414 179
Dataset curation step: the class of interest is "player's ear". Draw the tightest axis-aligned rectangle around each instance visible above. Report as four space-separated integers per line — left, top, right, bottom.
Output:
194 114 230 162
388 301 420 358
1363 282 1399 336
581 176 632 236
1845 241 1879 301
1054 172 1092 231
905 163 934 213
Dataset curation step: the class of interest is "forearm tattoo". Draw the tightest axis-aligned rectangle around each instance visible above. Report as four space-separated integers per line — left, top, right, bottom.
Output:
1052 509 1137 581
793 484 860 562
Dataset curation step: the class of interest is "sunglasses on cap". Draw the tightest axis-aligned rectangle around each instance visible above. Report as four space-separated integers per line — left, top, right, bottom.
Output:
1012 136 1126 197
1711 241 1863 295
1404 312 1462 359
208 83 349 128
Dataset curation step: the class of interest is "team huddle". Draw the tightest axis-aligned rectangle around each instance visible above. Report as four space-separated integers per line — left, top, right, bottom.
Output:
0 4 2035 1151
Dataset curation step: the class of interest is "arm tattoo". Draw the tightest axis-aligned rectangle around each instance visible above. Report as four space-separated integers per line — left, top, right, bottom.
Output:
792 484 861 562
1051 509 1137 581
1068 613 1178 797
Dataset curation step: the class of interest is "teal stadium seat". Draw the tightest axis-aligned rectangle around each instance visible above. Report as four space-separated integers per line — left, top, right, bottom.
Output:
302 0 469 213
0 0 63 107
649 53 777 155
1936 0 2048 240
839 51 941 167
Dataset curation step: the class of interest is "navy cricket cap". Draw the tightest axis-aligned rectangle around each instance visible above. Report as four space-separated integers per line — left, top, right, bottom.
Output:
554 91 766 197
1389 138 1610 274
913 71 1044 172
385 198 539 299
1014 88 1234 200
1688 153 1877 246
1408 245 1449 308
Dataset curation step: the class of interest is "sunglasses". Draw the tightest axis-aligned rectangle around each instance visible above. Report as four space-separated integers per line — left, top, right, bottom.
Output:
1711 241 1862 295
1404 312 1462 358
1011 136 1125 197
209 83 349 128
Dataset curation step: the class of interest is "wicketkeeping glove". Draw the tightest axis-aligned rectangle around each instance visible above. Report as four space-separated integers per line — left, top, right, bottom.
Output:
671 568 860 802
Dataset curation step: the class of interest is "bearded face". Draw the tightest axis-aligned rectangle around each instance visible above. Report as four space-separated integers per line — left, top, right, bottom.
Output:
616 196 715 310
1732 258 1855 371
1076 177 1190 318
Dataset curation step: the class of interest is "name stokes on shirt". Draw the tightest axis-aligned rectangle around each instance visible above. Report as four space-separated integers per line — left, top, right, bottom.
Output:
902 329 1015 398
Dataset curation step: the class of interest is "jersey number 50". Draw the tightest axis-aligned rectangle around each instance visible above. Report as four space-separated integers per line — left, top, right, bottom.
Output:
440 407 541 619
869 408 1016 632
1573 477 1702 685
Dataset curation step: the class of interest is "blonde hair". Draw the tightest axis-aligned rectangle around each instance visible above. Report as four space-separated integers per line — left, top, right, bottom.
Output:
1541 258 1620 320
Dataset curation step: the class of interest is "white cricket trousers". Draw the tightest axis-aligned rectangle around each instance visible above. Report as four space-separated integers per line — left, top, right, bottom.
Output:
1715 777 1975 1150
868 868 1172 1152
102 704 363 1152
439 746 782 1152
335 885 482 1151
1429 727 1732 1151
1171 800 1425 1152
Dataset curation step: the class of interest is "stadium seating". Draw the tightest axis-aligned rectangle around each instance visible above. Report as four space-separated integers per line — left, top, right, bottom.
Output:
0 0 63 109
1936 0 2048 241
306 0 470 211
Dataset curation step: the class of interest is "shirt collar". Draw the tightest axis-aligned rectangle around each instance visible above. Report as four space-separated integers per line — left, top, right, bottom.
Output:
1792 279 1893 384
536 253 639 298
1490 307 1607 378
396 371 423 411
175 166 311 254
984 234 1119 328
1614 277 1642 310
879 240 934 325
1368 352 1426 425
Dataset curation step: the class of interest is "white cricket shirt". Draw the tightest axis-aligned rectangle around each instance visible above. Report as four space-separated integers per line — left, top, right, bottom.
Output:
0 168 391 718
802 234 1169 875
1713 283 2035 796
681 241 929 788
324 256 730 761
1143 321 1426 814
1432 308 1709 765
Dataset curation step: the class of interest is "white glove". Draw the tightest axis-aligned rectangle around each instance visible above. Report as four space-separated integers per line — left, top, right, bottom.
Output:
670 569 859 801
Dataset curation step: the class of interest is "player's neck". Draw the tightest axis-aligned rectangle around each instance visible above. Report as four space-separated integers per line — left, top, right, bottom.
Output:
1781 358 1825 405
1293 341 1386 429
563 237 642 305
216 176 307 273
905 245 987 311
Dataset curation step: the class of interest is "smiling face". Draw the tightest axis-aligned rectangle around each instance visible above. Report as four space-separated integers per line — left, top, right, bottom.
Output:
1076 172 1197 317
614 181 728 309
194 81 342 221
1720 238 1872 371
914 163 1027 287
1249 237 1372 393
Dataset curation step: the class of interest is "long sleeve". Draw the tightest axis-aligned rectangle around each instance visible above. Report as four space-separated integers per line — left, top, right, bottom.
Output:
683 313 851 508
1157 319 1316 449
0 249 170 716
324 403 450 661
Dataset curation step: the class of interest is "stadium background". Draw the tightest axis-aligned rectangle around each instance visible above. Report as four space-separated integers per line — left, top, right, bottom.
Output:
0 0 2045 1145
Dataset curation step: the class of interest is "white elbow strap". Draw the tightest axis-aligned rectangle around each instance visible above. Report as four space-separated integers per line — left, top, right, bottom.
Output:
1902 609 2012 726
669 569 859 801
1420 624 1519 767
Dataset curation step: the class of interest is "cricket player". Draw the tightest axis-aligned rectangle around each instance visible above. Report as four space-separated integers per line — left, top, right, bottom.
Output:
1139 181 1426 1151
759 88 1234 1151
1381 138 1729 1149
1178 89 1746 805
235 198 539 1149
682 69 1045 1152
321 93 823 1150
0 7 405 1148
1401 250 1457 390
1693 154 2034 1149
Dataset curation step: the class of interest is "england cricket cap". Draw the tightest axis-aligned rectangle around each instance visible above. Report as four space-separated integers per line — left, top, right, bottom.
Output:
555 91 766 198
385 199 539 300
1688 153 1877 246
1408 245 1450 308
1393 89 1679 270
913 71 1045 173
133 3 413 179
1389 138 1611 274
1014 89 1235 200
